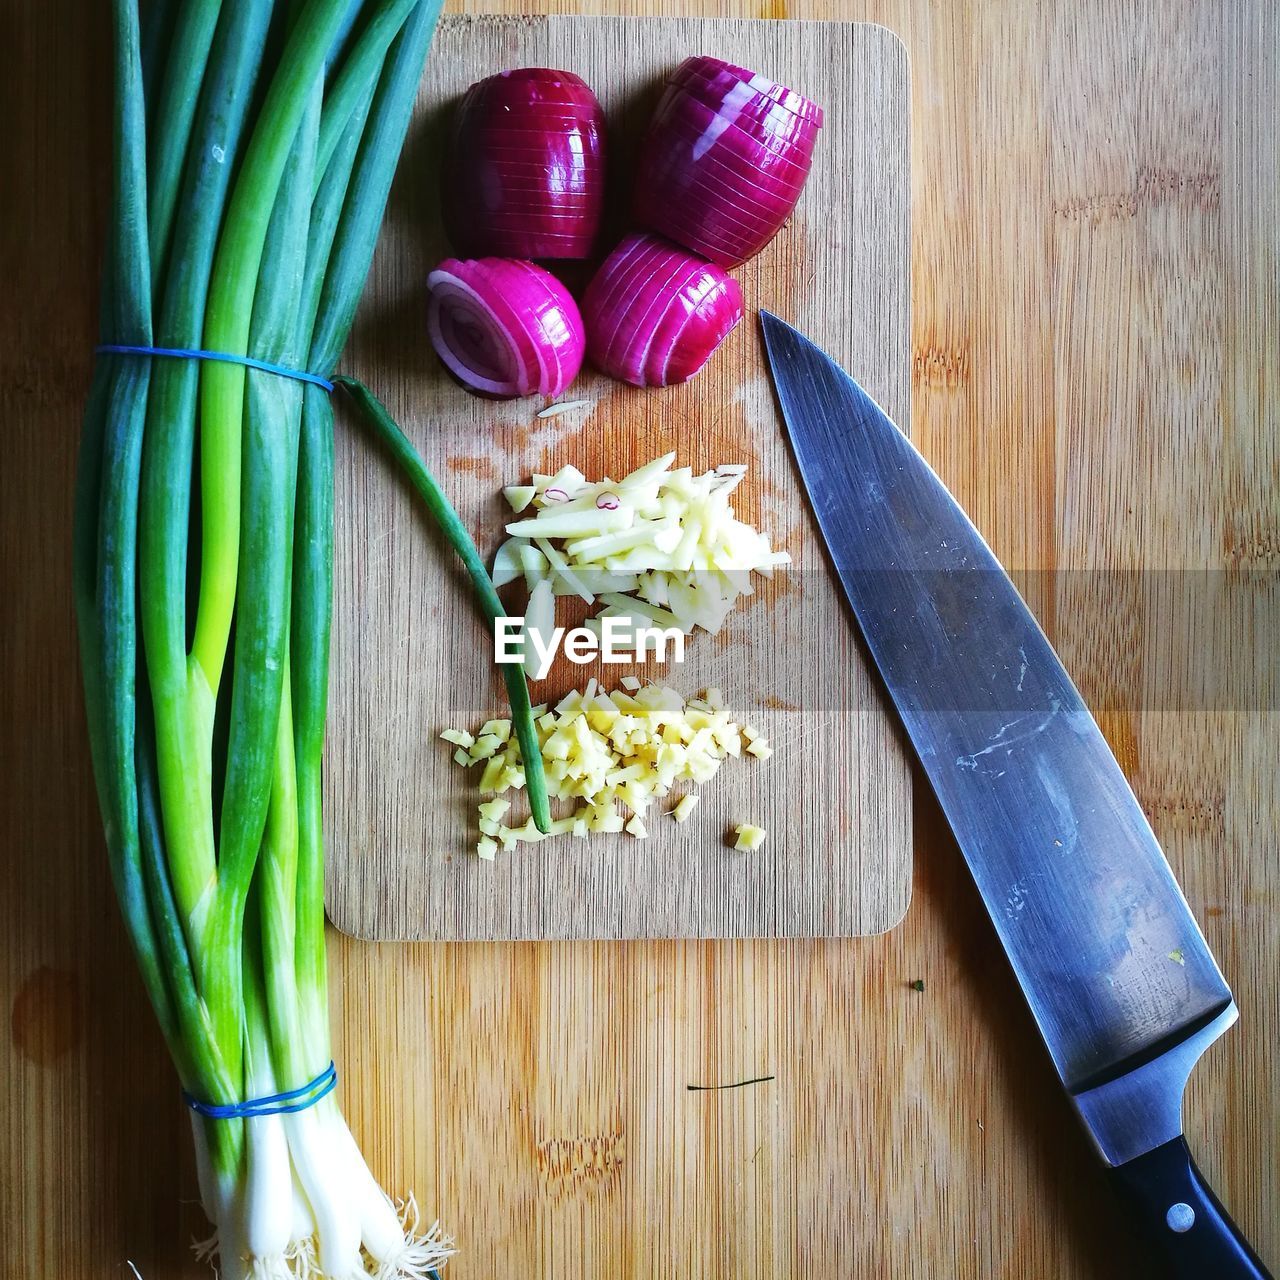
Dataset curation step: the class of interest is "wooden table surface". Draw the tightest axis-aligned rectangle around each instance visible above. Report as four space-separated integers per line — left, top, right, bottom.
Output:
2 1 1276 1277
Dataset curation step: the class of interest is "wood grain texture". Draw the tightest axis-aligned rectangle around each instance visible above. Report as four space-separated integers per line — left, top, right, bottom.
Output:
1 1 1276 1278
327 14 913 943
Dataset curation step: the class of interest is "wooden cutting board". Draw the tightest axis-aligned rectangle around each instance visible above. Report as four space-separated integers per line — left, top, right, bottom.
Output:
326 14 911 942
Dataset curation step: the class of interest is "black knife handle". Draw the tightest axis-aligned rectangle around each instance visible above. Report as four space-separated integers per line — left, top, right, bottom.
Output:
1109 1136 1273 1278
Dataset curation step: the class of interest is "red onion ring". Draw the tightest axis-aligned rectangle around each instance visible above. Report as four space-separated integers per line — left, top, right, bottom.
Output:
426 257 585 400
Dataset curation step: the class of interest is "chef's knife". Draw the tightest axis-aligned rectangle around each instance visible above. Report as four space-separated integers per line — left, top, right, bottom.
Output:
761 312 1272 1277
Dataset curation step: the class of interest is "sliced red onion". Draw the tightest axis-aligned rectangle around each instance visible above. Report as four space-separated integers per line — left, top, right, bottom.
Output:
581 233 743 388
427 257 585 399
668 55 825 127
651 93 815 177
634 58 822 266
596 493 620 510
543 487 569 503
658 84 819 151
443 68 607 260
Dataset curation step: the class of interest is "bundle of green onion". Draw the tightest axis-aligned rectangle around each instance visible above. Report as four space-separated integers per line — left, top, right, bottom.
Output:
73 1 451 1275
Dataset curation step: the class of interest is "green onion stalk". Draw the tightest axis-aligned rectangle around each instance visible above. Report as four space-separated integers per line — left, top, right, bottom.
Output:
335 377 552 830
73 1 458 1275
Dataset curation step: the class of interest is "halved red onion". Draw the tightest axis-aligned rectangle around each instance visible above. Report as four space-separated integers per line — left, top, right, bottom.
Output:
443 68 607 260
427 257 585 399
634 58 822 266
581 233 743 388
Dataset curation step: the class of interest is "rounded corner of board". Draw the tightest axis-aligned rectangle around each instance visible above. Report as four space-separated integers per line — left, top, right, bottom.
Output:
862 874 915 939
323 895 411 945
857 21 912 77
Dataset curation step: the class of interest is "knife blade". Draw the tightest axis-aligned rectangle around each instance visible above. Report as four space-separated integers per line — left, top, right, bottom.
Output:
761 311 1271 1277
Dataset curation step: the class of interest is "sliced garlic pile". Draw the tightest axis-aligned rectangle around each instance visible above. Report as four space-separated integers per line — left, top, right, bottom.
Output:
492 451 790 638
442 678 771 859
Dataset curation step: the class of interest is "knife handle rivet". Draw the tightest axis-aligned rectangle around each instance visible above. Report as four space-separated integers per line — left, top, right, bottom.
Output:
1166 1203 1196 1233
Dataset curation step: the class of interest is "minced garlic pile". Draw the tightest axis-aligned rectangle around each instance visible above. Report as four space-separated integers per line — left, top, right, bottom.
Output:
442 678 770 860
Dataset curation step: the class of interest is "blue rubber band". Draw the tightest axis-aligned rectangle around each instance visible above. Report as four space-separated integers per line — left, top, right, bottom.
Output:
184 1061 338 1120
96 343 335 392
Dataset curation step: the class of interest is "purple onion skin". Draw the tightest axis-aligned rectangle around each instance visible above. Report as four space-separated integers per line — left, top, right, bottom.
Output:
581 232 743 388
634 58 822 267
443 68 607 260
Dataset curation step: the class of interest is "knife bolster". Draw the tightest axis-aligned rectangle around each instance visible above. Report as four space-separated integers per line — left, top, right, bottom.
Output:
1072 1001 1238 1167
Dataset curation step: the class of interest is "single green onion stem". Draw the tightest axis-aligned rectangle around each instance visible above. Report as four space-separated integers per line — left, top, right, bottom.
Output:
334 375 552 833
145 0 223 283
289 385 335 1068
